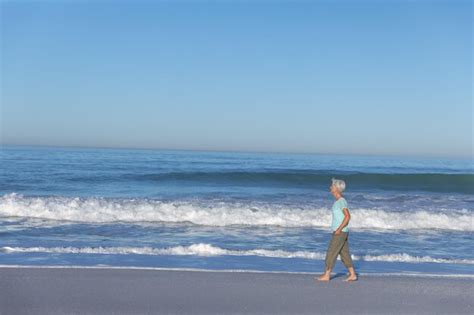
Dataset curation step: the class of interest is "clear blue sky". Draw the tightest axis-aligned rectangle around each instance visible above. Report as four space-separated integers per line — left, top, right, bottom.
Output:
1 0 472 158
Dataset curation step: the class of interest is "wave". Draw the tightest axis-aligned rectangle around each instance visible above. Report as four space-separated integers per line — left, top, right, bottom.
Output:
125 171 474 193
1 243 473 265
1 193 472 231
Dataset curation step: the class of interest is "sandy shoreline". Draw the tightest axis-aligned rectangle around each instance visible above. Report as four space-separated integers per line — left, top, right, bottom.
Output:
1 266 472 315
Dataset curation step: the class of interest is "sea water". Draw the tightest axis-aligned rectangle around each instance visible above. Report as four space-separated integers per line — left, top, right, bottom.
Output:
0 145 473 276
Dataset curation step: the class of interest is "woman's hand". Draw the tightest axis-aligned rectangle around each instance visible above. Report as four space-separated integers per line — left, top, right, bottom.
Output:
334 208 350 235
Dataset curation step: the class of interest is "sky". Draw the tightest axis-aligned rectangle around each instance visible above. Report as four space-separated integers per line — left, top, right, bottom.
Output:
1 0 472 158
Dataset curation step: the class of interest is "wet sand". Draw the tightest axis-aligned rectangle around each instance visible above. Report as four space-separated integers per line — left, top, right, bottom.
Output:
0 266 472 314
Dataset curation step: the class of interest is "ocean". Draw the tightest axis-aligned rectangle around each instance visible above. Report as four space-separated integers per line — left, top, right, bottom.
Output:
0 145 472 276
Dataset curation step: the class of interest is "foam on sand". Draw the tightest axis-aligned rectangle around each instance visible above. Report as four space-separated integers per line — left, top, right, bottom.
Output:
2 243 473 265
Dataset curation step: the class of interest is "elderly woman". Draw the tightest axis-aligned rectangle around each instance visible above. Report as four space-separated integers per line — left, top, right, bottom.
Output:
317 178 357 281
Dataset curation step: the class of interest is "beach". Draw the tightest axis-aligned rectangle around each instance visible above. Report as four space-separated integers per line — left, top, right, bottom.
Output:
1 147 473 314
2 0 472 313
1 266 472 315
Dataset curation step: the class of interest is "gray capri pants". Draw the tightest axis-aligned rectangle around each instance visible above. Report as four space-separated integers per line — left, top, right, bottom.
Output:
324 231 353 270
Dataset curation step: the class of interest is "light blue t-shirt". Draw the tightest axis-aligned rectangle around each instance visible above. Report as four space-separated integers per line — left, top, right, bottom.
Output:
331 197 349 232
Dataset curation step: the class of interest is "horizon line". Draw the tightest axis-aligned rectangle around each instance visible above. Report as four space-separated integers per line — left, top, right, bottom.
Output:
1 142 472 161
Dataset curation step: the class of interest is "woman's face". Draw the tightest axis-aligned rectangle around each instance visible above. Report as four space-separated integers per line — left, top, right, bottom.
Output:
330 184 338 195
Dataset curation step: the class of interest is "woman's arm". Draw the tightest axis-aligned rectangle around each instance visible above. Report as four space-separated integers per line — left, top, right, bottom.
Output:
334 208 350 234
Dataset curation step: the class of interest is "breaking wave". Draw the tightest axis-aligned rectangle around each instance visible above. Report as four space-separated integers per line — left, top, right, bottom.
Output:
1 193 472 231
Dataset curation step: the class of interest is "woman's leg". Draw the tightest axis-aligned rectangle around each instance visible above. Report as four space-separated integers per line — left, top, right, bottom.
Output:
339 235 357 281
339 236 353 269
317 232 347 280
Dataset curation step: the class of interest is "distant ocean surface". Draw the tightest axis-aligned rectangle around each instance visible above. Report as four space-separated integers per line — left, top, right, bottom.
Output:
1 145 473 276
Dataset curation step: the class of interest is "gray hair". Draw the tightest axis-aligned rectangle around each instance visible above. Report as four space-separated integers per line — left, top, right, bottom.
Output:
331 178 346 193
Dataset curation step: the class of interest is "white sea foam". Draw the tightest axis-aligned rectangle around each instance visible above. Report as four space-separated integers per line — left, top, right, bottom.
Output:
1 193 473 231
1 244 473 265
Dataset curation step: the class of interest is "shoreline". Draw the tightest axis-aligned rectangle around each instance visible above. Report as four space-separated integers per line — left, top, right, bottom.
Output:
1 264 473 279
1 266 472 314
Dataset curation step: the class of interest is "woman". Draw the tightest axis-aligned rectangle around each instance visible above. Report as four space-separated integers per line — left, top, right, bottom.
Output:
316 178 357 282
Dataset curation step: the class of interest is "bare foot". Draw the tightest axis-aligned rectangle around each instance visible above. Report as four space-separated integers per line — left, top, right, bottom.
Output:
315 274 330 281
344 274 357 282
